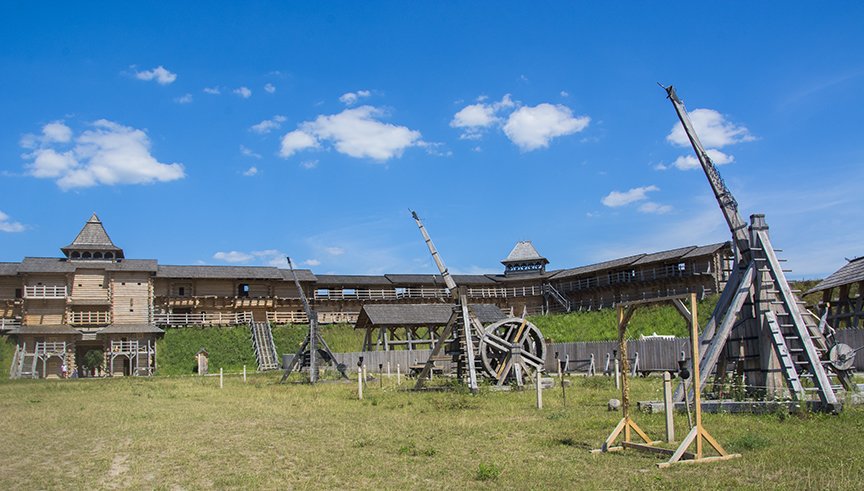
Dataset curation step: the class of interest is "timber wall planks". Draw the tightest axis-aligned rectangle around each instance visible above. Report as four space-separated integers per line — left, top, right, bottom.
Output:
71 269 109 301
112 272 151 324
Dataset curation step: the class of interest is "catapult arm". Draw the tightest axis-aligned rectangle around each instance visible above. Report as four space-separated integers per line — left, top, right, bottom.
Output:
410 210 458 294
662 85 751 258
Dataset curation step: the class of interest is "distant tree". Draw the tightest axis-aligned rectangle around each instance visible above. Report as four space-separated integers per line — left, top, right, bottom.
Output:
82 349 104 373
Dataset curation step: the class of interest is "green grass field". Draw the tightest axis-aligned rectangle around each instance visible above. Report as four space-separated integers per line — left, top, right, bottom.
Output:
0 373 861 489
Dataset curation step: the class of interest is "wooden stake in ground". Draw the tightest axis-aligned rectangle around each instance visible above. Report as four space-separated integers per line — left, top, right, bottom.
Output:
536 369 543 410
663 371 675 443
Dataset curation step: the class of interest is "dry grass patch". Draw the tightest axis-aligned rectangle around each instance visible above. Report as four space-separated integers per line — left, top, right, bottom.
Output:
0 374 862 489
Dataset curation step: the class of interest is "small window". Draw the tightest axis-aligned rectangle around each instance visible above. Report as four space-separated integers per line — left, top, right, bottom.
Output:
178 287 186 297
71 252 80 259
238 284 250 298
94 252 103 259
15 288 22 299
122 282 126 286
678 263 686 271
82 252 92 259
137 282 141 286
105 252 114 259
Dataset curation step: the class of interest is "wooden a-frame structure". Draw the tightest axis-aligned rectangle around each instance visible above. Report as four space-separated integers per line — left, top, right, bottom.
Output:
593 293 741 467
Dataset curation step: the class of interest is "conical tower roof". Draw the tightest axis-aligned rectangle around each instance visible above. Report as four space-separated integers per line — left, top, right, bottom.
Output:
501 241 547 265
501 241 548 277
61 213 124 259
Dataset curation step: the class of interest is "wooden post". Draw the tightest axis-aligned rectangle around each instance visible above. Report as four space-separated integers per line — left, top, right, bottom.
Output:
614 358 620 390
560 360 566 407
243 365 247 383
397 363 401 385
219 367 223 389
362 364 367 385
663 371 675 443
536 369 543 409
690 293 703 458
387 361 391 379
358 366 363 400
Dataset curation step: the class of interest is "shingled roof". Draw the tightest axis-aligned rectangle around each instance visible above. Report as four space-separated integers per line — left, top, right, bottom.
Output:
61 213 124 258
354 303 506 330
806 256 864 294
97 324 165 335
157 265 285 280
9 325 82 336
502 241 548 265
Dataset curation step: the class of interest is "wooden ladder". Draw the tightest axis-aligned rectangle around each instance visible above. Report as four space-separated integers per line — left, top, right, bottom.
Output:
250 321 280 371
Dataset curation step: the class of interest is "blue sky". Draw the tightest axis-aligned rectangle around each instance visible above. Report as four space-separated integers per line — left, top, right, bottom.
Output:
1 2 862 278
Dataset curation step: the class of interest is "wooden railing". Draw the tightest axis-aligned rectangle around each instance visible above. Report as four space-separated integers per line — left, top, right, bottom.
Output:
466 285 545 299
24 285 67 299
68 311 111 325
110 340 153 353
34 341 67 354
314 287 449 300
266 311 359 324
553 261 714 294
0 318 21 330
153 311 253 326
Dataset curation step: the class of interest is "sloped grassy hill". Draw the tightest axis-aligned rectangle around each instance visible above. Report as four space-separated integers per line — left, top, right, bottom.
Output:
153 296 720 375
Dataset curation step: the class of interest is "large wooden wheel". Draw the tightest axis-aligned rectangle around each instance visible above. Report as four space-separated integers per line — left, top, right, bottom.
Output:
478 317 546 386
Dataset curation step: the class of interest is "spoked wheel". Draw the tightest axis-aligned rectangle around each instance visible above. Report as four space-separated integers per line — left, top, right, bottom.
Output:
478 317 546 386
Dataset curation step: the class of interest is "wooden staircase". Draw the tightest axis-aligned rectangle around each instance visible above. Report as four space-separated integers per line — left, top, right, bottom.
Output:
250 321 280 371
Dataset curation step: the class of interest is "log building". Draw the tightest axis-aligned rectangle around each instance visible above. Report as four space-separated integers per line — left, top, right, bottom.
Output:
1 214 732 377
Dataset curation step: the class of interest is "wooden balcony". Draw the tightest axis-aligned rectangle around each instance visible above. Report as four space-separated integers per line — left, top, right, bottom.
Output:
68 311 112 326
24 285 68 299
0 318 21 331
153 311 253 327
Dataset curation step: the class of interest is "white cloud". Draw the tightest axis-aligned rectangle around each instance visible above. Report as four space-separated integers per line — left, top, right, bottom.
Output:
174 93 193 104
233 86 252 98
252 249 288 267
450 95 514 140
325 246 345 256
303 259 321 267
560 91 570 97
20 120 185 190
280 130 320 157
213 251 254 263
670 149 735 171
667 108 754 148
133 65 177 85
42 122 72 143
503 103 590 151
250 115 287 134
451 95 588 150
300 159 319 169
264 83 276 94
203 87 221 95
0 210 25 232
601 185 659 207
243 166 258 176
280 106 422 162
451 103 500 130
638 202 673 214
339 89 371 106
240 145 262 159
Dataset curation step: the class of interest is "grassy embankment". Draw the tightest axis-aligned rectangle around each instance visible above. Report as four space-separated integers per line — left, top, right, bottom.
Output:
0 374 861 489
155 296 721 375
